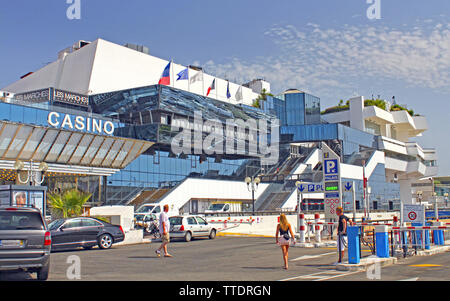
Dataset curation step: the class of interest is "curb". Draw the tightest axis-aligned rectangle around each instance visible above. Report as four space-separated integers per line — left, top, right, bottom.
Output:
336 257 397 271
216 232 273 238
293 241 337 248
416 245 450 256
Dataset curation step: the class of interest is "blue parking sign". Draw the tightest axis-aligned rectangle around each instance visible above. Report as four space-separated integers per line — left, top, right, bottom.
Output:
324 159 338 175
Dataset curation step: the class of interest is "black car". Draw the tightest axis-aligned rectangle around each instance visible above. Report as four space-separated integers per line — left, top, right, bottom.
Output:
48 217 125 251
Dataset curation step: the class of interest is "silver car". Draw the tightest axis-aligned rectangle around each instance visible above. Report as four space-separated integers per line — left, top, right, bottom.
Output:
169 215 217 242
0 207 51 280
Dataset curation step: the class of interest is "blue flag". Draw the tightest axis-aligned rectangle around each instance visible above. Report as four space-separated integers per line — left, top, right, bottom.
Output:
177 68 189 81
226 81 231 99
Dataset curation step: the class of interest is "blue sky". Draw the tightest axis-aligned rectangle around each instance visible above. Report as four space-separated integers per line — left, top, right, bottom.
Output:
0 0 449 175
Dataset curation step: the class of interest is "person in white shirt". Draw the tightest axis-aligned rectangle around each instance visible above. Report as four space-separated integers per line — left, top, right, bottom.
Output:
155 204 172 257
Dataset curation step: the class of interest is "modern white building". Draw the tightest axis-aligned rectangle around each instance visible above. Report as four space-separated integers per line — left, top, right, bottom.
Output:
3 38 269 107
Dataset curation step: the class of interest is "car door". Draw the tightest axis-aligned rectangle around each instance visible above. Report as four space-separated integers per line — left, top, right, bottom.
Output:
51 218 84 249
186 217 199 237
81 218 103 245
195 216 210 236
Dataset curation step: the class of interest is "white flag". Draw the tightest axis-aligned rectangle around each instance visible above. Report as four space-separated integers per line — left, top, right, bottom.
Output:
189 70 203 84
235 86 243 101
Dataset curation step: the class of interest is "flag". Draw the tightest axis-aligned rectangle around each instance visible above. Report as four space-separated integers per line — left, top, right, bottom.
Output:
190 70 203 84
235 86 243 101
206 79 215 97
158 61 171 85
226 81 231 99
177 68 189 81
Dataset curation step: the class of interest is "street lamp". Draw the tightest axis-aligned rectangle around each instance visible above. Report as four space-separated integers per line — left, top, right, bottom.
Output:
245 176 260 214
14 160 48 185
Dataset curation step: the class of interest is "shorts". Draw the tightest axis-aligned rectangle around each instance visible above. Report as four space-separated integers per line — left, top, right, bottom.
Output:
162 233 170 243
337 235 347 251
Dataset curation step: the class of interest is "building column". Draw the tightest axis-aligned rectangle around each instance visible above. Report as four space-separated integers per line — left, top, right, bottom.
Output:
399 179 413 204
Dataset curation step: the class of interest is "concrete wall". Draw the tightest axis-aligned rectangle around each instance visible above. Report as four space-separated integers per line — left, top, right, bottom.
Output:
89 205 134 232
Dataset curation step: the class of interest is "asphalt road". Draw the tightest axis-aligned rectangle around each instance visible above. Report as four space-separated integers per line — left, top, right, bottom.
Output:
0 236 449 281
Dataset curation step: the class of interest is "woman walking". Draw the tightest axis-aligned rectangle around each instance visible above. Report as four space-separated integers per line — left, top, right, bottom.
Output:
276 214 295 270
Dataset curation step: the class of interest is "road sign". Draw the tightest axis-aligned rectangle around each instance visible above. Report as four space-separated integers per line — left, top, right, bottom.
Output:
344 182 353 192
322 142 342 221
298 183 324 193
402 204 425 224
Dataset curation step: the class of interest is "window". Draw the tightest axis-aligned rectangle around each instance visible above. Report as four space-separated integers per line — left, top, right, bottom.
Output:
195 217 208 225
62 219 83 229
186 217 197 225
0 211 44 230
82 218 102 227
153 206 161 213
169 217 183 225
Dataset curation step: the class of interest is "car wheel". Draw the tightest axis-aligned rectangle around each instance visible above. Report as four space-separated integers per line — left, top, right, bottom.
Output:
36 263 49 281
209 229 216 239
98 233 113 249
184 231 192 242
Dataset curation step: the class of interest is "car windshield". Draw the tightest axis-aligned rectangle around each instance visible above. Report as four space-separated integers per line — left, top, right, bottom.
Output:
48 219 65 230
136 206 154 213
0 211 44 230
207 204 224 210
169 217 183 225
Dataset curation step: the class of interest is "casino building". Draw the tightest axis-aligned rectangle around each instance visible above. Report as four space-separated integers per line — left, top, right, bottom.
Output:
0 38 438 213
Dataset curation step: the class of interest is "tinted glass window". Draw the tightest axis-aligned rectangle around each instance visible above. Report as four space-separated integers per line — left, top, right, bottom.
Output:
187 217 197 225
63 219 83 229
169 217 183 225
0 211 44 230
195 217 207 225
153 206 161 213
136 206 154 213
48 219 65 231
82 219 102 227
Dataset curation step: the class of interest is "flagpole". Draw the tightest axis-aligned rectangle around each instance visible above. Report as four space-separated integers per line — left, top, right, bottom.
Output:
187 68 190 92
171 59 174 88
202 71 205 96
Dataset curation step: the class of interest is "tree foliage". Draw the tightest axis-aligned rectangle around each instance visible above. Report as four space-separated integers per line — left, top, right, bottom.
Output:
48 188 92 218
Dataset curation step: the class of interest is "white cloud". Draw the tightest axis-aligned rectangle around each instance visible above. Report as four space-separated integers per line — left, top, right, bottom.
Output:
199 21 450 99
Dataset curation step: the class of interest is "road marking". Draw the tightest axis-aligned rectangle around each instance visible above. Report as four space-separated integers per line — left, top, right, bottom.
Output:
399 277 419 281
290 252 335 262
279 270 361 281
409 264 441 267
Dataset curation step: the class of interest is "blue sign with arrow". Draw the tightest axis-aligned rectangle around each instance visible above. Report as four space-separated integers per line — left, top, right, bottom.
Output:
344 182 353 192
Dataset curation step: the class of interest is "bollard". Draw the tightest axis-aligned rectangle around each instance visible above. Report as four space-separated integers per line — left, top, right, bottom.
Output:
375 225 390 258
433 221 444 246
425 222 431 250
314 213 321 243
299 213 306 243
347 226 360 264
412 222 424 250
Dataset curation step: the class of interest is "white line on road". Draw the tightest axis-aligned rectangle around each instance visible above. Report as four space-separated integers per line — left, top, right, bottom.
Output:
279 270 361 282
290 252 335 262
398 277 419 281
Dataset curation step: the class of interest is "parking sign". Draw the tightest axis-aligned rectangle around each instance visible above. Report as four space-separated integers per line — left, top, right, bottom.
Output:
322 143 342 221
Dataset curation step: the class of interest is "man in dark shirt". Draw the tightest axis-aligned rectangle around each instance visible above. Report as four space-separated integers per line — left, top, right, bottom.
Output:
335 207 349 264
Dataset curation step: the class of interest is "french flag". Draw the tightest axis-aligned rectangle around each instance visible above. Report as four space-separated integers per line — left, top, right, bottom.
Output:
158 61 171 85
206 79 215 97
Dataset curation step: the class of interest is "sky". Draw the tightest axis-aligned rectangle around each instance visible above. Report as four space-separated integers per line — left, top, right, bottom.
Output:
0 0 449 175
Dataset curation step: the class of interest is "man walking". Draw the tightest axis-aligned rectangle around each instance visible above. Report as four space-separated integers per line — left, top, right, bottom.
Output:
155 204 173 258
334 207 349 264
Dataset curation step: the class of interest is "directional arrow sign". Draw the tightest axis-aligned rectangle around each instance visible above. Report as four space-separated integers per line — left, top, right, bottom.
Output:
298 185 305 192
344 182 353 192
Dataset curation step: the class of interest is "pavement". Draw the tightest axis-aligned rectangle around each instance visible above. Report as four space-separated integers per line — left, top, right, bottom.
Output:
0 236 449 281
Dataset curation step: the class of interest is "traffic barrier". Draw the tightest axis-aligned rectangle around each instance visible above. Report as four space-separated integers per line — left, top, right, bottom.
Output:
314 213 321 243
347 226 361 264
375 225 389 258
299 213 306 243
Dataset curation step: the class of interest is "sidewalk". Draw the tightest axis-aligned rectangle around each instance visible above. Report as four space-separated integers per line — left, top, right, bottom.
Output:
336 256 397 271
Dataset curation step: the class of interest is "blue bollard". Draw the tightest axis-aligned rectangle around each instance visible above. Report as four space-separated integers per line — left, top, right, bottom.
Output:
375 225 389 258
347 226 360 264
412 222 425 249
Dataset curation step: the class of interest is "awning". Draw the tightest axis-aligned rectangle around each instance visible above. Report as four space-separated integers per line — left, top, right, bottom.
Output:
0 120 153 172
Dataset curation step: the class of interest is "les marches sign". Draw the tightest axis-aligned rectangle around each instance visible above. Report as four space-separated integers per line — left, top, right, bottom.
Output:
14 88 89 107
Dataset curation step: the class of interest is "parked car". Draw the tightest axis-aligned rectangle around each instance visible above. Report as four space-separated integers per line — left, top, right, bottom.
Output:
0 207 51 280
48 217 124 251
169 215 217 242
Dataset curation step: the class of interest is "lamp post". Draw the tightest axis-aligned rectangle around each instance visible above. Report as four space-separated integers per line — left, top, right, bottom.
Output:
444 193 448 208
295 181 303 233
433 192 439 221
245 176 260 214
14 160 48 186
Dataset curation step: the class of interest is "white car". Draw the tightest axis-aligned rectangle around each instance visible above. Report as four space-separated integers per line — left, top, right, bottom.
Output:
169 215 217 242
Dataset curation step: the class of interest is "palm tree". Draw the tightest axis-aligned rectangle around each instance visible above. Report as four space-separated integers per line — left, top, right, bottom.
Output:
48 189 92 218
